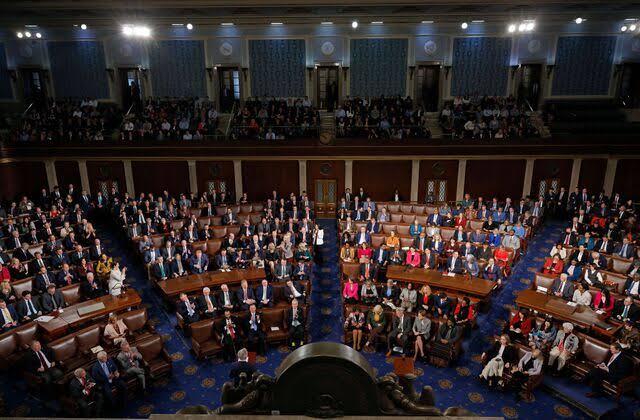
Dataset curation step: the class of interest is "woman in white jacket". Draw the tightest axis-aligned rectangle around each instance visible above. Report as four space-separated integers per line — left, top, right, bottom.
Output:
108 262 127 296
314 223 324 264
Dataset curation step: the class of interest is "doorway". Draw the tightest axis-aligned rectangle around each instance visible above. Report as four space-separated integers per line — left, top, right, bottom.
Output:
314 179 337 218
20 69 47 105
217 67 241 112
518 64 542 110
416 65 440 112
316 66 339 111
118 68 143 113
619 63 640 108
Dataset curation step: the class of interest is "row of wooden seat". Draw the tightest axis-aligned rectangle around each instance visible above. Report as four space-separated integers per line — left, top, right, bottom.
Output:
552 245 636 274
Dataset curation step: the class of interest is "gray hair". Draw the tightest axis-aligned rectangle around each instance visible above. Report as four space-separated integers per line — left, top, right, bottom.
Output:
237 348 248 361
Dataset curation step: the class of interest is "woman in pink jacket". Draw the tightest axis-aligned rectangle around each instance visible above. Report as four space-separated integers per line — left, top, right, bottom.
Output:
342 277 360 304
405 246 421 267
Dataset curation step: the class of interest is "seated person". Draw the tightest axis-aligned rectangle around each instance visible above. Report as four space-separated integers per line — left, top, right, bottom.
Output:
548 322 579 373
412 309 431 361
294 243 312 262
542 255 564 276
480 334 518 387
549 243 567 260
385 230 400 250
623 273 640 299
505 308 533 342
528 317 557 351
583 343 632 398
452 296 475 332
16 291 41 323
612 296 640 323
235 280 256 311
364 304 386 350
431 317 461 361
177 292 200 325
386 308 412 357
217 284 237 312
0 299 18 332
103 313 128 346
583 263 604 288
360 280 378 305
572 282 592 306
434 292 451 318
41 284 66 313
255 279 274 308
493 244 510 267
293 261 309 280
284 279 305 304
343 305 365 351
215 249 233 272
381 279 400 310
509 348 544 402
340 243 355 262
357 243 373 261
342 277 359 304
405 247 421 268
592 288 615 316
399 283 417 312
616 320 639 352
359 258 377 282
550 273 574 300
445 251 464 274
464 254 480 277
564 259 582 282
482 258 503 284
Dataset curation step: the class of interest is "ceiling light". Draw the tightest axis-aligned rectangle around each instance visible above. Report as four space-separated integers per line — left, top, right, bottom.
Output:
80 23 87 30
25 31 31 38
518 23 526 32
621 25 628 32
35 32 42 38
321 21 333 25
186 23 193 30
352 20 358 29
508 24 516 33
625 18 637 21
526 22 535 31
171 23 184 27
221 22 234 26
371 21 383 24
461 22 468 29
630 24 638 31
472 20 484 23
133 26 151 37
421 20 434 24
123 26 133 35
25 24 38 28
16 32 23 38
270 22 283 25
575 17 583 24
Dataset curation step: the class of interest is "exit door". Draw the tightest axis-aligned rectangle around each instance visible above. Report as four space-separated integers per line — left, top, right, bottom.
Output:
518 64 542 110
314 179 337 218
316 66 339 111
416 65 440 112
118 68 143 113
218 67 240 112
20 69 47 105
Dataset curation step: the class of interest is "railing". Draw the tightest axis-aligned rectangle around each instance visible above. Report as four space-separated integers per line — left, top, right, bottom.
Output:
224 102 237 140
335 124 432 138
228 125 320 140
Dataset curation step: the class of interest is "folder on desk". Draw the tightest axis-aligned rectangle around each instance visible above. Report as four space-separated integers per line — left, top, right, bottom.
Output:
77 302 106 316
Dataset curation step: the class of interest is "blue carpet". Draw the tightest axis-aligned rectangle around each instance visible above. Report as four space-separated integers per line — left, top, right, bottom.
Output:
3 219 640 419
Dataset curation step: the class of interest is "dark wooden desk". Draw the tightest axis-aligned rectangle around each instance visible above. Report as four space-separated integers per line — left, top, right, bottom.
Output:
385 266 495 300
515 289 620 340
37 289 142 340
156 267 267 300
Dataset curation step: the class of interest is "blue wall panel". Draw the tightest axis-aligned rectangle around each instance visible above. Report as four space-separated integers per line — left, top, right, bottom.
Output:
350 38 408 97
47 41 109 99
249 39 305 97
149 40 206 97
552 36 616 96
451 37 511 96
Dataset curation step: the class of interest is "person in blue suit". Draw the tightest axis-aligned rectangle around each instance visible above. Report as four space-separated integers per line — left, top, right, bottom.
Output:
564 259 583 282
91 351 126 410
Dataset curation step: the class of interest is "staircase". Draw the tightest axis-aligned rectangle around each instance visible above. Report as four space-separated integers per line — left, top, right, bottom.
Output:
425 112 443 138
529 113 551 138
319 111 336 144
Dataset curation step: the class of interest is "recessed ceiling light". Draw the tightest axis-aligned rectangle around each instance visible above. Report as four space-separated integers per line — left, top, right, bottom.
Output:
625 18 637 21
461 22 468 29
25 24 38 28
271 22 283 25
186 23 193 30
621 25 628 32
24 31 31 38
171 23 184 27
472 20 484 23
631 24 638 31
421 20 434 24
508 24 516 33
221 22 234 26
526 22 535 30
16 32 23 38
575 17 583 24
321 21 333 25
35 32 42 38
371 21 383 24
518 23 526 32
352 20 358 29
80 23 87 30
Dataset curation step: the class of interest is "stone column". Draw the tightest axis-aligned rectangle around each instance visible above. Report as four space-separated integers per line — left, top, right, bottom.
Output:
456 159 467 201
410 160 420 202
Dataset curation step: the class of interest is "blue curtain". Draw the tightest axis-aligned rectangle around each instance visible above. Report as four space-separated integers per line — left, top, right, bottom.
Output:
350 39 408 97
552 36 616 96
0 43 12 99
451 37 511 96
149 40 206 97
47 41 109 99
249 39 305 97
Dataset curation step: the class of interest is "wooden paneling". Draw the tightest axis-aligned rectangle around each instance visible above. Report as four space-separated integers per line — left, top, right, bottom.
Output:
465 159 526 200
86 161 126 195
531 159 572 197
613 159 640 200
195 161 235 199
54 161 81 189
306 161 345 201
242 161 299 200
578 158 606 193
132 161 190 195
0 161 47 201
418 160 458 203
352 160 412 201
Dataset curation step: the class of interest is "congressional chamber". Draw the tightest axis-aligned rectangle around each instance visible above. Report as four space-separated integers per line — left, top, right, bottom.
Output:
0 0 639 419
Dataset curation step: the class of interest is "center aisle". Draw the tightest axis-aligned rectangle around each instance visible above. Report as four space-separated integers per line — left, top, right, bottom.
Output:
98 218 592 418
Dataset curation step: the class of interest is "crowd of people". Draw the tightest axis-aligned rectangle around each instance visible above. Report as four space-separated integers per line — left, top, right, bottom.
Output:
439 95 540 139
229 97 320 140
479 187 639 402
334 96 432 139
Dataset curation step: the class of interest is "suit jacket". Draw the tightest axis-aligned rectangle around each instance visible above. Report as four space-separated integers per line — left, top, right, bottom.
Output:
215 254 233 269
614 243 635 259
445 256 464 274
29 257 50 273
55 270 77 287
390 315 412 336
550 278 574 299
35 271 56 293
354 232 371 244
604 353 634 383
560 232 578 247
594 240 614 254
359 263 377 279
255 284 274 304
284 281 305 301
427 214 442 226
612 302 640 322
50 253 70 269
153 262 170 279
413 236 430 252
286 307 305 327
293 264 309 280
90 358 119 385
422 253 437 269
229 361 257 385
24 346 56 373
372 248 389 265
41 291 65 313
235 287 256 306
216 291 236 309
274 263 292 280
486 341 518 364
189 254 209 274
1 304 19 325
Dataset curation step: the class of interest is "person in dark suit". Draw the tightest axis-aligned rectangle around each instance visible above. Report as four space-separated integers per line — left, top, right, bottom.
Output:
623 274 640 299
612 297 640 323
386 308 412 356
176 292 200 325
584 343 633 397
594 237 614 254
286 299 305 348
550 274 575 300
69 368 104 417
196 287 218 318
243 304 266 356
189 249 209 274
292 261 309 280
235 280 256 310
255 279 274 308
15 291 42 322
274 258 292 281
445 251 464 274
422 249 437 269
219 309 241 362
215 249 233 271
50 248 70 269
359 259 377 282
34 266 55 294
559 228 578 247
380 279 399 309
0 299 19 332
434 293 451 317
90 351 126 410
55 263 77 287
41 284 66 313
229 348 257 386
24 340 64 385
81 273 105 300
614 239 635 259
217 284 237 312
14 243 34 262
29 252 50 273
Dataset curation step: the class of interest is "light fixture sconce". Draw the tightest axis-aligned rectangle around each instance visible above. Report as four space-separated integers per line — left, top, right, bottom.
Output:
241 67 249 81
408 65 416 79
443 65 452 78
341 65 349 81
545 64 555 79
